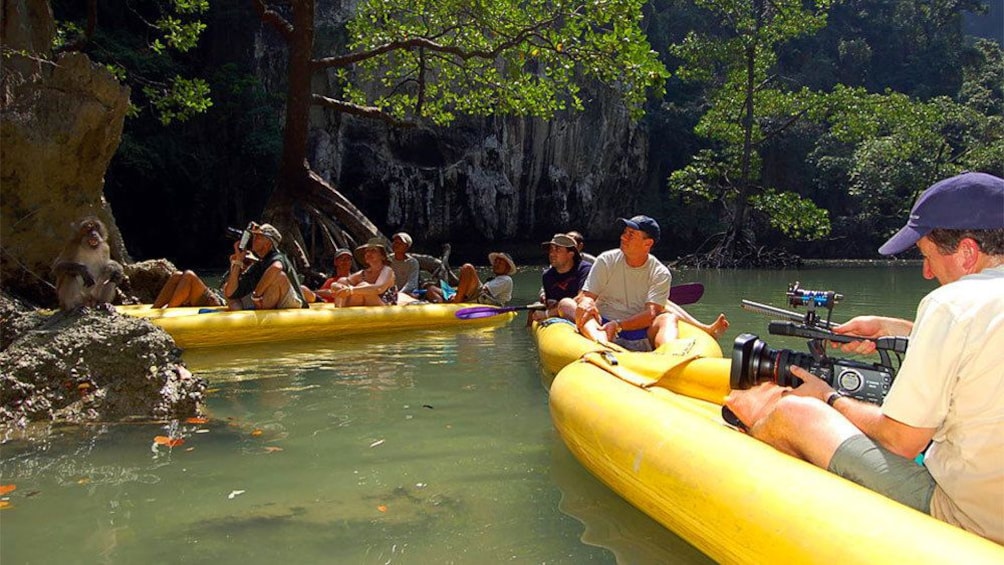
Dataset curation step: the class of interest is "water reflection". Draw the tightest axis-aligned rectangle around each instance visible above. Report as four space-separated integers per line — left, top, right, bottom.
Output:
550 438 713 564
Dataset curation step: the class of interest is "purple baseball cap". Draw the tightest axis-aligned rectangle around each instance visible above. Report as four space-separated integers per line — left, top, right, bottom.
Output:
879 172 1004 255
617 215 661 243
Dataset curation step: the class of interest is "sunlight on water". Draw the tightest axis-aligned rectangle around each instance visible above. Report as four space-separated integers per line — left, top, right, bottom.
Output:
1 266 931 564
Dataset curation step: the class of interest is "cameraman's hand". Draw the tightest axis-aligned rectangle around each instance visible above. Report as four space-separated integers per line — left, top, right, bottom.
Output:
724 382 790 432
831 316 913 355
786 365 834 400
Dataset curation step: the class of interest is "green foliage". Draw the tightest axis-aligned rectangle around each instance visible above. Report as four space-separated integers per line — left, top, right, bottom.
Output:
52 20 83 51
339 0 669 124
667 0 835 246
143 76 213 125
664 0 1002 258
750 188 830 240
806 83 1003 227
52 0 211 125
151 16 207 54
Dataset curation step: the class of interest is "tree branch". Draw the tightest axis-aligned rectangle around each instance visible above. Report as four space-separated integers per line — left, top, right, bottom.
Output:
311 14 564 70
311 94 417 128
251 0 294 42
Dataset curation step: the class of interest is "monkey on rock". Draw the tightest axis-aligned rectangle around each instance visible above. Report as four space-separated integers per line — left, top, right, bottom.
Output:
51 216 124 311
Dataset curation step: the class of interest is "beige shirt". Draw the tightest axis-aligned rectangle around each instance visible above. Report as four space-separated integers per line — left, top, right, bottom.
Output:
882 266 1004 543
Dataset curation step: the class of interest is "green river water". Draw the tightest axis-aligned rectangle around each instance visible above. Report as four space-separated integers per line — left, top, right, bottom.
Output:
0 265 933 564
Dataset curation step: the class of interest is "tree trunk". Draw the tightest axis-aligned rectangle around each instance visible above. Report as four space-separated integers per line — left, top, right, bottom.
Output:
715 1 761 268
260 0 382 269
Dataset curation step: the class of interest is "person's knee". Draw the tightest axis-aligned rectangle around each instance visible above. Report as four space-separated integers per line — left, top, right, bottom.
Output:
772 395 821 426
652 312 678 330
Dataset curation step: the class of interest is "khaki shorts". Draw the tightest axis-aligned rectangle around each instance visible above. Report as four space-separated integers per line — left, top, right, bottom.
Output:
828 434 936 513
238 285 302 310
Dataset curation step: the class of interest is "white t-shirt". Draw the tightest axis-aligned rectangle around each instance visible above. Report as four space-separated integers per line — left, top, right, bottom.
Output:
480 275 513 306
882 266 1004 543
581 249 672 321
389 255 420 294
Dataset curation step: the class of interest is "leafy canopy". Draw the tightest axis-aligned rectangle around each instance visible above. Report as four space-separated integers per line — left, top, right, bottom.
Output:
336 0 669 125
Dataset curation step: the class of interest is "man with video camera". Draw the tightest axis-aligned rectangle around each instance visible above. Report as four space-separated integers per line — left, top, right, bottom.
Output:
222 223 306 310
152 222 306 310
725 172 1004 545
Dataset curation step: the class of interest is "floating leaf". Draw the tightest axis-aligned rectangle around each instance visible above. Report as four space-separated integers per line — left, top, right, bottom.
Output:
185 417 208 424
77 477 91 485
154 436 185 447
0 501 10 510
250 429 263 437
377 505 388 513
263 446 284 453
0 485 15 496
227 490 245 499
369 439 385 448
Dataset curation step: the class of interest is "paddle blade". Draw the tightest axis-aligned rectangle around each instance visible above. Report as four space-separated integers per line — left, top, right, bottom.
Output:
454 303 545 319
669 282 704 305
455 306 510 320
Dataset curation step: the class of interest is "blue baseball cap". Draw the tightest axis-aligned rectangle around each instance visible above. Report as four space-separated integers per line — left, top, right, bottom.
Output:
617 215 661 243
879 172 1004 255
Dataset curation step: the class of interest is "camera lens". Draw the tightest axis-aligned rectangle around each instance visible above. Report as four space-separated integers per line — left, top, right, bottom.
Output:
730 334 817 389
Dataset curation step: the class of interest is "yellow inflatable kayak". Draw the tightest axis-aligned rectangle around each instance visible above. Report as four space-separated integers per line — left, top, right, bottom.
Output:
118 302 516 349
534 320 1004 564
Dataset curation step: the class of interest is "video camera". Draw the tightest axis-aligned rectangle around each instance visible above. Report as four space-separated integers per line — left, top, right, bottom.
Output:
225 222 258 252
730 282 909 405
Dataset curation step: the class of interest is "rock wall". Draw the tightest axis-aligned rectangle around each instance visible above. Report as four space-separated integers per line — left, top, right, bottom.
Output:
1 1 131 304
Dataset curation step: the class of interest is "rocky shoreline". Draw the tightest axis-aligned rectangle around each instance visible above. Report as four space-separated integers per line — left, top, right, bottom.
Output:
0 292 205 435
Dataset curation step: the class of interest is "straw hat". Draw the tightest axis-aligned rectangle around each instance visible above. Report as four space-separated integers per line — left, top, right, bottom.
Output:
354 237 390 263
488 251 516 275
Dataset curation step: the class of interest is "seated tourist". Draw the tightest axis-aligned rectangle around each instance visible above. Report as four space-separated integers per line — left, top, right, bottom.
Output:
530 233 592 322
389 232 421 296
325 238 398 307
425 252 516 306
223 223 307 310
573 215 727 351
153 222 306 310
567 230 598 264
302 248 355 303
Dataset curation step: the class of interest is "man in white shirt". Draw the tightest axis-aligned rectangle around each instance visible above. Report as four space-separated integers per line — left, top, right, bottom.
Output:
574 215 727 351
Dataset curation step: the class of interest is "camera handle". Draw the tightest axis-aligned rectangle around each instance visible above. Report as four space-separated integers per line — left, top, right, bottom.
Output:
769 321 909 371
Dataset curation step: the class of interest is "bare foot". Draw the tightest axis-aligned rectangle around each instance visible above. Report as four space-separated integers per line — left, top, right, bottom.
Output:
705 313 729 339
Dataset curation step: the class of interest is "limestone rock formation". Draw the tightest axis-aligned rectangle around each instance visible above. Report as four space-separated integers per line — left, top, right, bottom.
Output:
1 1 131 305
0 293 206 430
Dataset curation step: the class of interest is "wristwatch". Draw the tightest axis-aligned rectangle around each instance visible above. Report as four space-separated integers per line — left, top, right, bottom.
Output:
826 391 846 407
